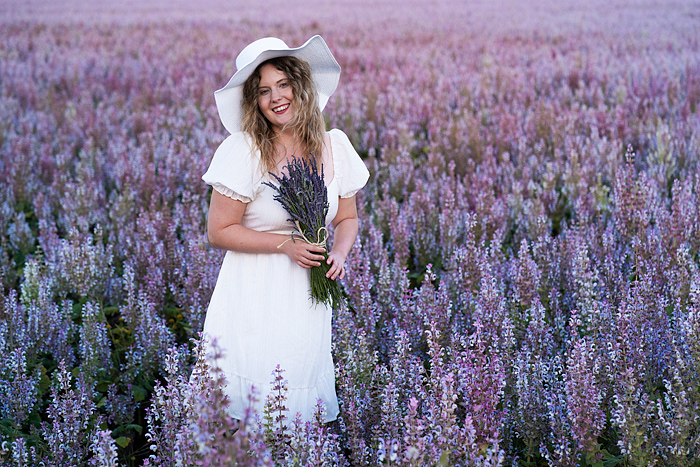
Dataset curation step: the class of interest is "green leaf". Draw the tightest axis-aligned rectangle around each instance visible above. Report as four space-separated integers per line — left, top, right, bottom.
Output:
27 411 41 427
103 305 119 315
142 379 155 391
132 385 147 402
601 449 624 467
38 372 51 395
124 423 143 435
96 396 107 408
116 436 131 448
0 419 16 439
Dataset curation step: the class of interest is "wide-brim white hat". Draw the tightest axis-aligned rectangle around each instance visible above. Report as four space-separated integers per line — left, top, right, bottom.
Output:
214 35 341 135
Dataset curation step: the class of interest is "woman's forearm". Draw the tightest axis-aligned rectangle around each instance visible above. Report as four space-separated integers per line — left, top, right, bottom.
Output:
329 217 358 260
207 190 327 268
207 190 291 254
210 223 327 269
208 223 288 253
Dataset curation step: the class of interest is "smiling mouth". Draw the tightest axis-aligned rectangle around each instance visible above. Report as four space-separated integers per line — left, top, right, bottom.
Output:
273 104 289 114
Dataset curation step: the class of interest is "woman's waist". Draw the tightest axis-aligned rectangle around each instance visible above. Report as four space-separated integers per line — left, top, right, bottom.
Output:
238 221 294 235
263 228 295 235
241 223 329 238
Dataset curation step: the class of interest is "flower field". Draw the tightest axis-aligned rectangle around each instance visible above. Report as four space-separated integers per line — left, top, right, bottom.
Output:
1 0 700 465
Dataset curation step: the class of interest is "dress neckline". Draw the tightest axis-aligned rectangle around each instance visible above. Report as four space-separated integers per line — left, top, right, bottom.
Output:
264 174 337 190
265 131 337 188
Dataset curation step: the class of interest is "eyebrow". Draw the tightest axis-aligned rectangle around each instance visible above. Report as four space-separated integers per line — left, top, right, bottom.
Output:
258 78 288 88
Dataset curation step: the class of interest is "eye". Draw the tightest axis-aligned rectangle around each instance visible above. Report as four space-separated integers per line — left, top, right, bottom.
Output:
279 81 289 89
258 88 270 97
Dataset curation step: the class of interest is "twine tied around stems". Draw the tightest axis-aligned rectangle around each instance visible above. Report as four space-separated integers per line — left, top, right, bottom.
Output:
294 220 328 248
276 221 329 250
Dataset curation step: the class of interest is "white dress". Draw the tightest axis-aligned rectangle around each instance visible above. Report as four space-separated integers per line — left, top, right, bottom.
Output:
201 128 369 422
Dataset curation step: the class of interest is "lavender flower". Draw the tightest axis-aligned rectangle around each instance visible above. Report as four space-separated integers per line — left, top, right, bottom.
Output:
1 2 700 464
264 154 344 309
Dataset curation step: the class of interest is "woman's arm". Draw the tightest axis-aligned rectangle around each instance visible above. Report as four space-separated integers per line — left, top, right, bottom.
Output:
207 190 326 269
325 195 359 280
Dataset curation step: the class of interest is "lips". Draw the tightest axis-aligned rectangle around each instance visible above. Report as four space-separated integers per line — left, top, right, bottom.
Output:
273 104 289 114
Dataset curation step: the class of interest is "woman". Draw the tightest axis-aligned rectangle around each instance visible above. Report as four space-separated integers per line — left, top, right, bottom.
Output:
201 36 369 423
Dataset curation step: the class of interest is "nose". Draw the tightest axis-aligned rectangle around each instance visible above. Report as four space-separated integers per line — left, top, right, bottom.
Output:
270 86 281 102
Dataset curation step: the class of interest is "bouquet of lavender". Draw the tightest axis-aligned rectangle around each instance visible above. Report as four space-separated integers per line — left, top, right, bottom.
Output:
264 154 344 310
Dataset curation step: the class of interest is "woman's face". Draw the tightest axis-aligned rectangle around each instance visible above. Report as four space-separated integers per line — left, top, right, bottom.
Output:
257 63 294 133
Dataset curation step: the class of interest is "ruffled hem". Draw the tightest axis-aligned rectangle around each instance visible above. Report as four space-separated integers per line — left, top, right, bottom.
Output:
340 188 361 199
203 130 367 203
202 132 260 202
212 183 252 203
221 368 339 423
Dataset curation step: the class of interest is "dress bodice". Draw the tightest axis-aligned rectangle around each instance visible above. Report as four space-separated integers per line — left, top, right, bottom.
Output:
240 177 339 234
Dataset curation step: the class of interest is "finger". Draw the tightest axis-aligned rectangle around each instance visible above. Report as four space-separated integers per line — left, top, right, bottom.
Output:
301 247 325 261
326 263 337 278
329 263 344 280
306 244 326 253
302 254 322 267
312 252 326 262
295 248 319 264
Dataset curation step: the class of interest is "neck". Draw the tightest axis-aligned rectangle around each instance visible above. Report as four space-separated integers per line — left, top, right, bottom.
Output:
274 129 303 158
275 130 296 148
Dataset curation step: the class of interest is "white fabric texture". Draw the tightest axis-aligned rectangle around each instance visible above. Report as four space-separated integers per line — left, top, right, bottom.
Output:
201 129 368 422
201 132 260 203
328 128 370 198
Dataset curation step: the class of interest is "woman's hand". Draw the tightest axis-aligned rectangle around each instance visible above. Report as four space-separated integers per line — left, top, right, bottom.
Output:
325 250 347 280
279 237 327 269
208 191 325 262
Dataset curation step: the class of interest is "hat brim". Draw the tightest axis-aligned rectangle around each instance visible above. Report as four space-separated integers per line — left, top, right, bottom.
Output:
214 35 341 135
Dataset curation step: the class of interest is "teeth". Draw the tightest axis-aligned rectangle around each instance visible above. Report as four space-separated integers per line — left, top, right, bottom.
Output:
273 104 289 113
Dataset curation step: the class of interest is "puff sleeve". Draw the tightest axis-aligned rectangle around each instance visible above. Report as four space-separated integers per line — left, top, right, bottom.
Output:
202 132 262 203
329 129 370 198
